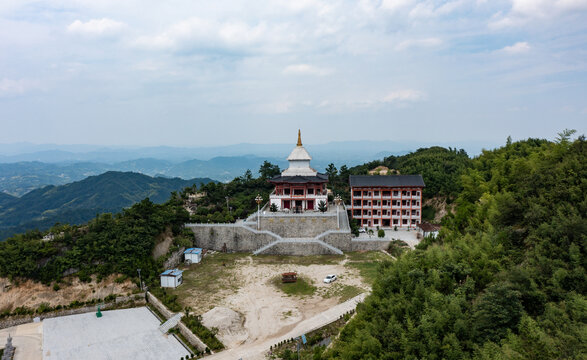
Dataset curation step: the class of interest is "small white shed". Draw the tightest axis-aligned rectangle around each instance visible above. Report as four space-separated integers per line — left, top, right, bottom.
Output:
417 222 441 238
184 248 203 264
160 269 183 288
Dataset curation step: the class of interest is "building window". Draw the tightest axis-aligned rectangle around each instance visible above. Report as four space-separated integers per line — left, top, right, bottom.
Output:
374 219 379 225
393 219 398 225
284 188 290 195
393 191 399 196
402 219 408 225
308 188 314 195
412 190 418 196
383 191 391 197
294 189 304 196
374 191 379 196
353 191 361 197
353 200 361 206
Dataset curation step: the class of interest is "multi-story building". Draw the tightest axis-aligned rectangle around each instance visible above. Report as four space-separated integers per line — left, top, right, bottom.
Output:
349 175 425 228
269 130 328 211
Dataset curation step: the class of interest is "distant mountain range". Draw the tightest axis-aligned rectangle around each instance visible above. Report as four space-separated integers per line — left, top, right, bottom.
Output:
0 156 290 196
0 140 500 197
0 171 215 240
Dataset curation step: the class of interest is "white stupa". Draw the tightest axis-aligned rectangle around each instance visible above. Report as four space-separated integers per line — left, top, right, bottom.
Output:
281 130 318 176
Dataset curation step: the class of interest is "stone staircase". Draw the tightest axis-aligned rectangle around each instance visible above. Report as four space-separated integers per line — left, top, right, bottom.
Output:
159 313 182 333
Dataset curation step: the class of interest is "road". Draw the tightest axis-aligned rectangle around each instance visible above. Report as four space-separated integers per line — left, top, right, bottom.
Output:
206 292 367 360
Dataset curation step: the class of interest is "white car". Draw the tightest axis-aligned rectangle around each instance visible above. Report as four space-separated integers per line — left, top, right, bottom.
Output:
358 228 366 233
323 274 337 284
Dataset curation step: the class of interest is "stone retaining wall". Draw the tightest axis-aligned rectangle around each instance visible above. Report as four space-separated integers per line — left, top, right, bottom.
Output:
177 321 209 352
257 242 341 255
164 246 186 269
187 224 278 252
350 239 390 251
146 291 174 319
259 215 338 237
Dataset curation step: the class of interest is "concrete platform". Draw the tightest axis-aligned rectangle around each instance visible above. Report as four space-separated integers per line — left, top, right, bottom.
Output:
42 307 189 360
0 322 43 360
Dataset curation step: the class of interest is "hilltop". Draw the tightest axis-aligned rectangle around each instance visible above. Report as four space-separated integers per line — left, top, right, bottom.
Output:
0 171 215 240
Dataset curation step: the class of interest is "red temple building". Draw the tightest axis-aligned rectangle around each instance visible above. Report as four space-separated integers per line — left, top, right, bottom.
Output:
349 175 425 228
269 131 328 212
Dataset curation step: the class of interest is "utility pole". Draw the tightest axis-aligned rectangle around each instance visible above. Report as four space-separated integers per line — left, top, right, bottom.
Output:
255 194 263 230
137 268 142 291
334 195 342 229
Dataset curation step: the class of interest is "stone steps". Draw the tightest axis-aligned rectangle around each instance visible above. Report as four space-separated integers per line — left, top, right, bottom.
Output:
159 313 182 333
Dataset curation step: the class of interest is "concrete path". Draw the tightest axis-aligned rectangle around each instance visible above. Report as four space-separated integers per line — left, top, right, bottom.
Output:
206 292 367 360
0 322 43 360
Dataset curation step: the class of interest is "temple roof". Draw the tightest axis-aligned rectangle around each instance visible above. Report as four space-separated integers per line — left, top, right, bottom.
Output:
269 173 328 184
349 175 425 187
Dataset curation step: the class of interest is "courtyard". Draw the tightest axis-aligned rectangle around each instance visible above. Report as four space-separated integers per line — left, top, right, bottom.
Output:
166 251 389 352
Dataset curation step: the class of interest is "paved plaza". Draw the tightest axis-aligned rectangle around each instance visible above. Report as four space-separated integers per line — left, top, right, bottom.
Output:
43 307 189 360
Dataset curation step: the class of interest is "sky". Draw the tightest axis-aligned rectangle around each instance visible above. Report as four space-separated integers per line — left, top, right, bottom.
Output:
0 0 586 147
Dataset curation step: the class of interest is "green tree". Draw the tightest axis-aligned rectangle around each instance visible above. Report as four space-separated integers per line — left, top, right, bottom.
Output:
258 161 280 179
325 163 338 179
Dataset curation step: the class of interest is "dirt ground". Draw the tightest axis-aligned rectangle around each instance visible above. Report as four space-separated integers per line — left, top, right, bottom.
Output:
174 253 381 349
0 275 136 313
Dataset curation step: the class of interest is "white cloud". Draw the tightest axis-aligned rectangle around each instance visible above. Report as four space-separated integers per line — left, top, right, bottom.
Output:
499 41 531 54
134 17 284 53
0 78 40 97
283 64 332 76
396 37 442 51
382 89 426 103
490 0 587 28
67 18 126 37
380 0 415 13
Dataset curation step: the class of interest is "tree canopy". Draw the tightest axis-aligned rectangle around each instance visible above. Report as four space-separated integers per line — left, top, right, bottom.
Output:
324 135 586 359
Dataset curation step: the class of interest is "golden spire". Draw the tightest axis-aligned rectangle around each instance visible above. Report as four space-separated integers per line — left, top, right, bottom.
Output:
297 129 302 146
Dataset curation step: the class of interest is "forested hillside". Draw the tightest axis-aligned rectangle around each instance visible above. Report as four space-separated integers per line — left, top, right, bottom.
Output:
0 171 215 240
346 146 471 198
0 162 279 285
325 133 586 359
0 196 190 285
0 192 16 207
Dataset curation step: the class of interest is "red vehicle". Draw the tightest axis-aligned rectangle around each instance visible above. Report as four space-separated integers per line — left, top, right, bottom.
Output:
281 272 298 283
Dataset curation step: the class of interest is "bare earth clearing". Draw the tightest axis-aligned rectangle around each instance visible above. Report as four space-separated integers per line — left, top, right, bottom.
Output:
0 275 136 312
172 252 386 350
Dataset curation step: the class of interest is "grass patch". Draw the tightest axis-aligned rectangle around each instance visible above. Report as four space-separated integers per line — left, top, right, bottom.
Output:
320 283 364 302
182 314 224 351
170 252 247 310
272 276 316 297
345 251 391 285
269 312 353 360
